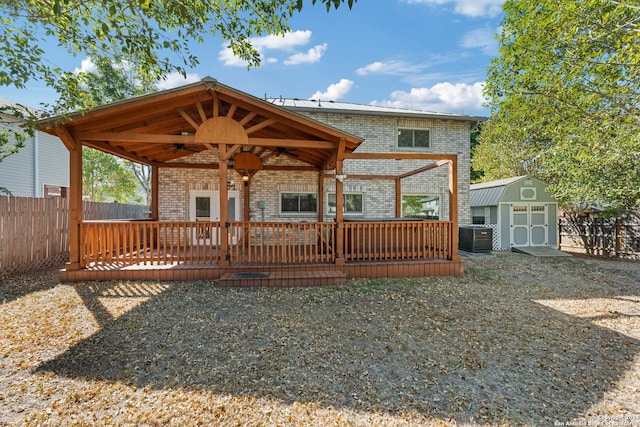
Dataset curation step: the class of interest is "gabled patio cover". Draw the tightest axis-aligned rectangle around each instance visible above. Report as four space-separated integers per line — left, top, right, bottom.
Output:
39 77 461 275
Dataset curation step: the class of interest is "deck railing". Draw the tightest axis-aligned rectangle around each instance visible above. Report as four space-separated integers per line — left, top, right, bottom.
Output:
342 220 452 261
79 220 453 268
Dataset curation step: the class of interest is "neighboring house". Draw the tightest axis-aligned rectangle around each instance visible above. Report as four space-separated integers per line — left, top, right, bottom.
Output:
0 98 69 197
470 176 559 250
39 78 485 283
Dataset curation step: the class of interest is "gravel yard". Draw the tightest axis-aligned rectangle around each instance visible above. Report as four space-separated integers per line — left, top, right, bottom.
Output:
1 252 639 426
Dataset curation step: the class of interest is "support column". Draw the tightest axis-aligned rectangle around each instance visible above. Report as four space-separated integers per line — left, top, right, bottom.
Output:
218 143 230 267
151 164 159 220
67 141 83 270
318 172 324 223
395 178 402 218
449 156 460 261
334 138 346 266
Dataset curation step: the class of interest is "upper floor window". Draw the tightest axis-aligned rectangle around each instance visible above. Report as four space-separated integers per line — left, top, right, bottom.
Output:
398 128 430 148
281 192 317 214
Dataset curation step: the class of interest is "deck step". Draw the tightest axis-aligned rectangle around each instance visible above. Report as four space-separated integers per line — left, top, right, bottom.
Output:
218 270 346 287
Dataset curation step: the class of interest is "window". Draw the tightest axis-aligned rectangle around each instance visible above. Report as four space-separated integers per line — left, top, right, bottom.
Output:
472 216 486 225
281 193 317 214
327 193 363 215
402 194 440 219
398 128 430 148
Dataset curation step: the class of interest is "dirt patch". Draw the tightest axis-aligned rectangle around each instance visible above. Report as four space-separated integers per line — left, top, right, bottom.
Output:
1 252 639 426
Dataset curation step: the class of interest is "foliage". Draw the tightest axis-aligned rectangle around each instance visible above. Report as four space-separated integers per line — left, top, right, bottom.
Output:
1 0 355 114
79 57 157 204
82 147 139 203
477 0 640 216
469 125 484 183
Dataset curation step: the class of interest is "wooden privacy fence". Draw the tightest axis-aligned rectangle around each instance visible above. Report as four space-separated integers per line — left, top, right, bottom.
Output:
559 217 640 260
0 196 148 277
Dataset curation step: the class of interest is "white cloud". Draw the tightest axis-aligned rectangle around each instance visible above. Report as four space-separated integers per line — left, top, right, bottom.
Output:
284 43 328 65
253 30 312 50
74 57 97 74
156 72 201 90
356 60 423 76
372 82 487 114
405 0 504 18
310 79 354 101
461 27 498 55
219 30 316 67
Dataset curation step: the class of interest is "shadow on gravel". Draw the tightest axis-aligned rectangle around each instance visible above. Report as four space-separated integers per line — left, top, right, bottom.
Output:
0 267 62 306
37 256 640 425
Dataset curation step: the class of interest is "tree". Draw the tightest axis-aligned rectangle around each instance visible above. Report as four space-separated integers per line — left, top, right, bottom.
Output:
478 0 640 216
1 0 355 113
83 147 139 203
80 56 156 204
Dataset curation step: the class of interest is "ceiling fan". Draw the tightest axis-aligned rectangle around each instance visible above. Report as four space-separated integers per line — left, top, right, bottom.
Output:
172 143 199 153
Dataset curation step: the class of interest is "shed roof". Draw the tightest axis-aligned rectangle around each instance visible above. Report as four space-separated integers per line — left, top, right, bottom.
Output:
470 176 527 207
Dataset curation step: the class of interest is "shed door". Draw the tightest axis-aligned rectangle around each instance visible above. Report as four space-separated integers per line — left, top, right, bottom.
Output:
510 204 530 246
509 203 548 247
529 204 548 246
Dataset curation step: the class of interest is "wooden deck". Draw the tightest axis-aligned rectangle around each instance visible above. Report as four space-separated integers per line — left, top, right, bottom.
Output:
61 220 463 285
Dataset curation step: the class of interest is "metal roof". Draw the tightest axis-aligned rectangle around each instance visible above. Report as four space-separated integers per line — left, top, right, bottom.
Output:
266 98 487 123
470 176 528 207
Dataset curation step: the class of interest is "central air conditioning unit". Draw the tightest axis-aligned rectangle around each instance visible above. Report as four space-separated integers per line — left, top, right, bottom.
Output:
459 226 493 253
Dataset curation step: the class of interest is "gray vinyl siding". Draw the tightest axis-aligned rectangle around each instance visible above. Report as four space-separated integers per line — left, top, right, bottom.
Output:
0 127 68 197
37 131 69 195
0 123 36 196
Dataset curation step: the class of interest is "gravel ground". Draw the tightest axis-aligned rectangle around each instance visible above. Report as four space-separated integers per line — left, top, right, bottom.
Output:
1 252 639 426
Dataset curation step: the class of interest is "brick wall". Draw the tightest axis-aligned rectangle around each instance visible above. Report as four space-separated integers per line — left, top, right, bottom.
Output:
158 112 471 225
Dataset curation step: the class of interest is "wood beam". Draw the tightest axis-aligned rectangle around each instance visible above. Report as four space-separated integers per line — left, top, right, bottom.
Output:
226 103 237 118
245 118 277 135
196 102 207 123
53 127 79 152
82 140 154 166
398 159 450 179
238 111 256 126
75 132 194 144
344 153 456 161
75 132 336 150
177 108 200 130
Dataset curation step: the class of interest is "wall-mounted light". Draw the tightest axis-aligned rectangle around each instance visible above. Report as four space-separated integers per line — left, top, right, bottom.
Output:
336 174 347 183
228 157 235 169
227 178 235 191
242 174 249 183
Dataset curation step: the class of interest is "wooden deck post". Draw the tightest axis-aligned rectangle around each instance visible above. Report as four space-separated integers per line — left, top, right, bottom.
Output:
449 156 460 261
395 178 402 218
151 164 159 220
334 138 346 266
318 171 324 223
54 128 82 270
218 143 230 267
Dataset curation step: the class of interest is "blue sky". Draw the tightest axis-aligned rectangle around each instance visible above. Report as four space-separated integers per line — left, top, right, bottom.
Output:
2 0 504 116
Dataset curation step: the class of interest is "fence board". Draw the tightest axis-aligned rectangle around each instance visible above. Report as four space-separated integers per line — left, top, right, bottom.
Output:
559 217 640 260
0 196 147 277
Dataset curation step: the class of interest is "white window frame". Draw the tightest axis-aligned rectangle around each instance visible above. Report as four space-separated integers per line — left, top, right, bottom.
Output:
397 128 431 149
327 192 364 216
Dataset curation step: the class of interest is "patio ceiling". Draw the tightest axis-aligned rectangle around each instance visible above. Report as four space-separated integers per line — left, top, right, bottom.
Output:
39 77 364 170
